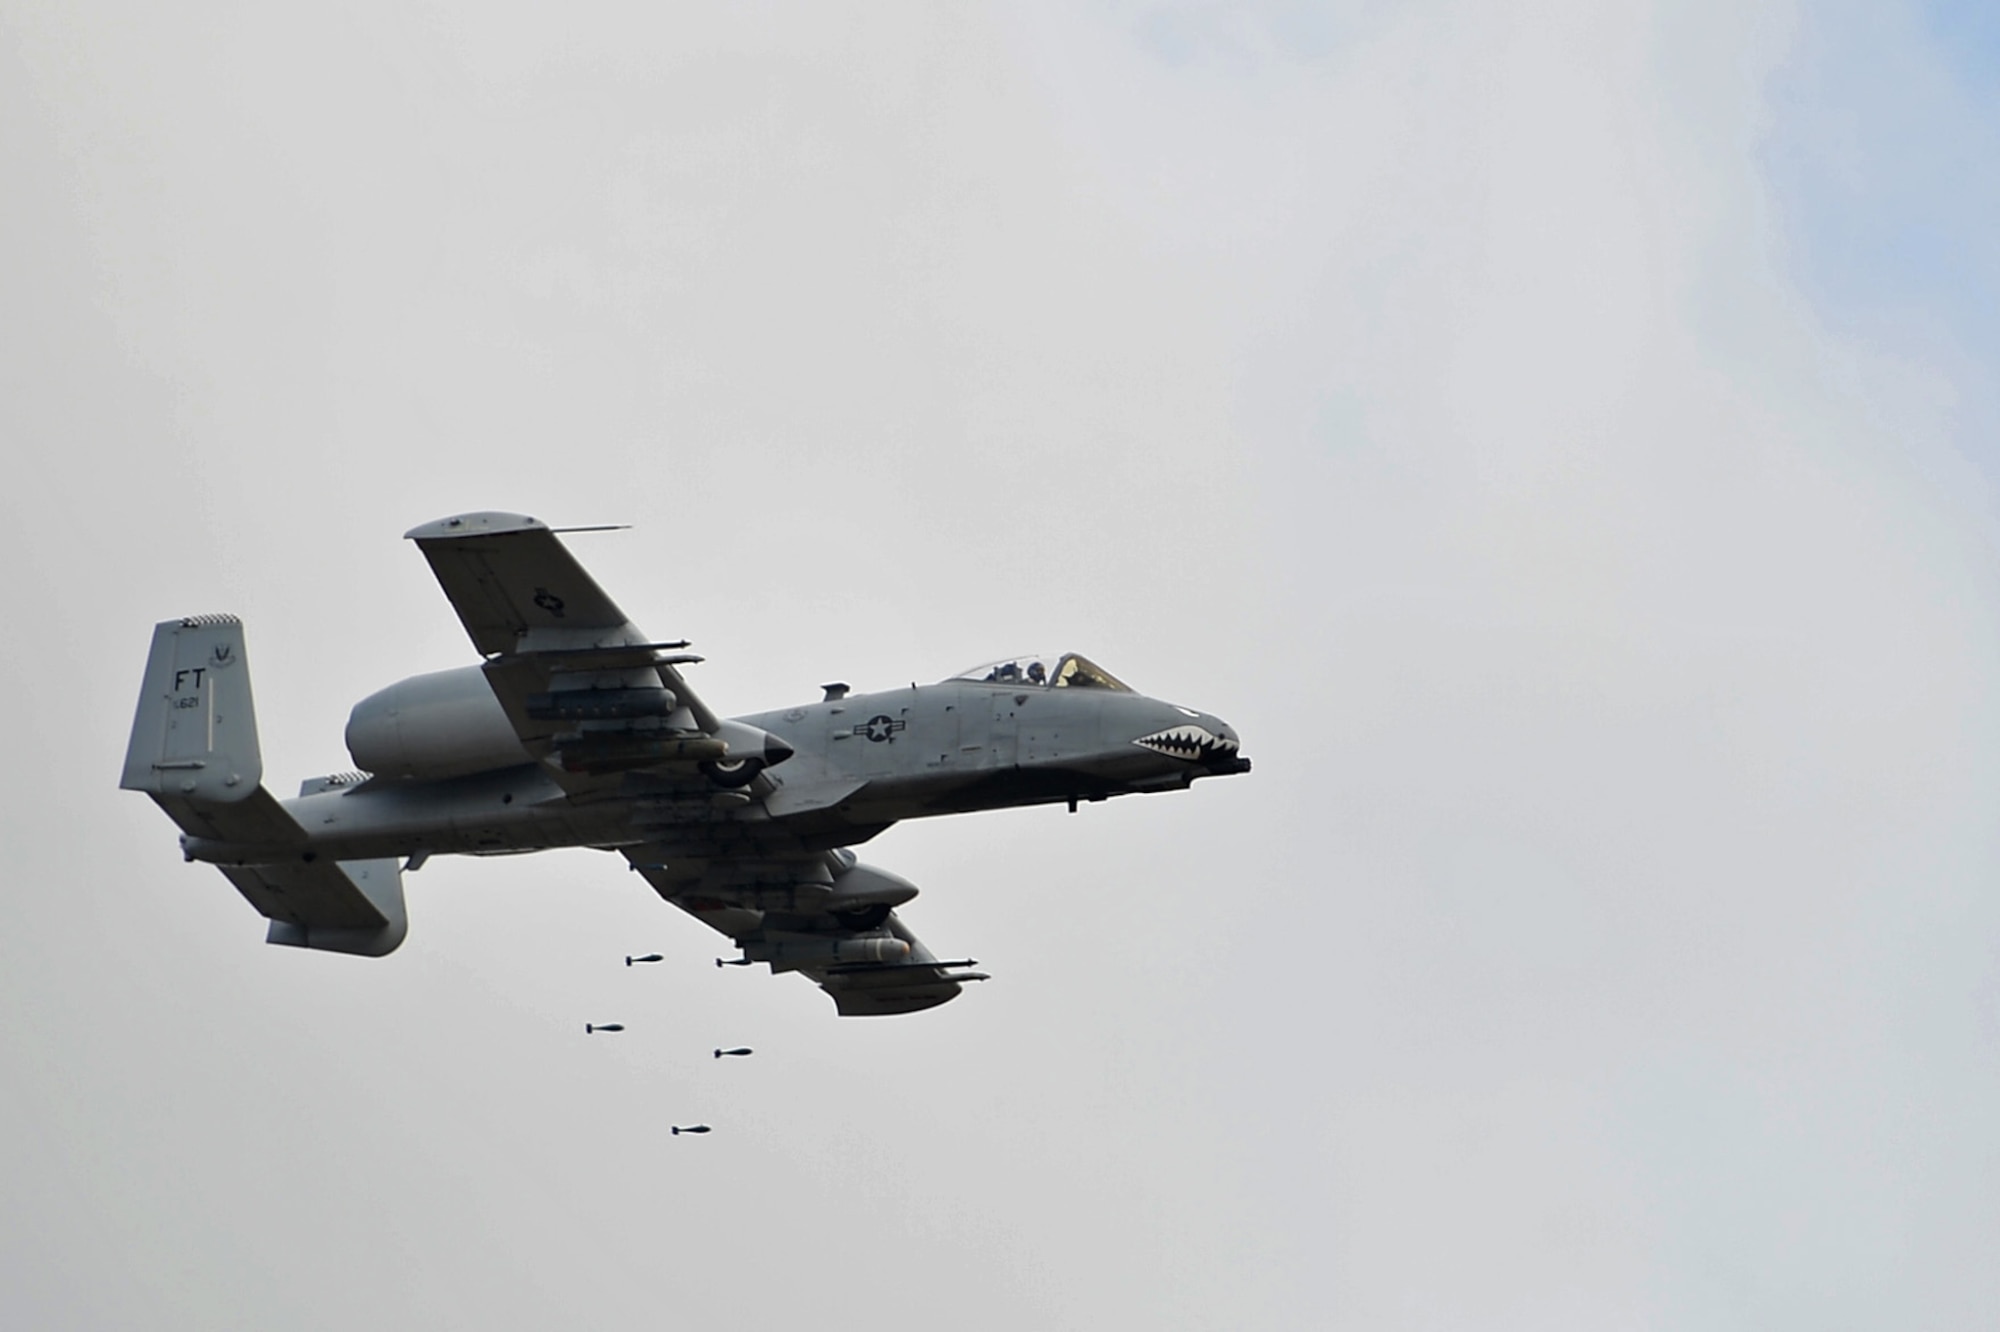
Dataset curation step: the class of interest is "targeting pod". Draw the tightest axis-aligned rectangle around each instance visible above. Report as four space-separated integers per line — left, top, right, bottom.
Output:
585 1022 626 1034
713 1047 753 1059
670 1124 712 1136
626 953 664 966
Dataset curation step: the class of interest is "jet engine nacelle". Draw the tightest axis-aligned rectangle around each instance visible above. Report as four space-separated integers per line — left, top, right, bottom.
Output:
346 666 529 780
346 669 798 784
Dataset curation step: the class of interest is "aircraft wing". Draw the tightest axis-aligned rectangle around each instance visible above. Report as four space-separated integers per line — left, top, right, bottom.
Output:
622 847 988 1016
409 513 986 1013
405 512 721 795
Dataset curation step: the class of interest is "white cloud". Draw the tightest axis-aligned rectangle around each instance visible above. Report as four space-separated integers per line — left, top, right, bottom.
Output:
3 2 1996 1327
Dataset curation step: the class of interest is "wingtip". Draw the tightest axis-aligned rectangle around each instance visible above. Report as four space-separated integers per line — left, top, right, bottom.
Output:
404 512 548 542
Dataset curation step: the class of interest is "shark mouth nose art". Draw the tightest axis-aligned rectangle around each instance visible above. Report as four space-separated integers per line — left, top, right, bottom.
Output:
1132 724 1239 763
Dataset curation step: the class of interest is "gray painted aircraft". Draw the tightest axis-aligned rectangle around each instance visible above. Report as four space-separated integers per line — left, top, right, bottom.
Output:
120 512 1251 1015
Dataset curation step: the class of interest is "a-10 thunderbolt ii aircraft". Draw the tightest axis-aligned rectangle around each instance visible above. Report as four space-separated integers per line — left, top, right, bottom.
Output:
120 512 1250 1015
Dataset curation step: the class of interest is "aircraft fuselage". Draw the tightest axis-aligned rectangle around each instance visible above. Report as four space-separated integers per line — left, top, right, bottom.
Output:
181 676 1246 868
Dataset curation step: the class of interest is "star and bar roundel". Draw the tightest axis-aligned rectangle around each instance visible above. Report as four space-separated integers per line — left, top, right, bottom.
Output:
853 714 906 743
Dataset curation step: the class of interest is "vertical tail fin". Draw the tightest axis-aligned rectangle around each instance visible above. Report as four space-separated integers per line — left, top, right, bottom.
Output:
122 615 303 847
121 615 264 806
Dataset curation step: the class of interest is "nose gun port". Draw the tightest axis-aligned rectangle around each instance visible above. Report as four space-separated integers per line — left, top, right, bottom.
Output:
1205 750 1252 775
1206 721 1248 774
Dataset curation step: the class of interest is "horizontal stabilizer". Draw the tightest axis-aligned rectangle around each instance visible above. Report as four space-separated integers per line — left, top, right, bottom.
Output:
220 857 409 957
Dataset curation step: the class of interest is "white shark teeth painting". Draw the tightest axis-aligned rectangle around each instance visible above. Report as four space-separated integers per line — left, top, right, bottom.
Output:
1131 724 1239 762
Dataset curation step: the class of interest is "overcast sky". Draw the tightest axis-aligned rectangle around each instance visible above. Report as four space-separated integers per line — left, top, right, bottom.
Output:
4 3 1998 1328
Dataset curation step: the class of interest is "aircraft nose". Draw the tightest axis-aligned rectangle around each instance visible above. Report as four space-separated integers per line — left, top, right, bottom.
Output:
1130 708 1250 774
1206 718 1250 773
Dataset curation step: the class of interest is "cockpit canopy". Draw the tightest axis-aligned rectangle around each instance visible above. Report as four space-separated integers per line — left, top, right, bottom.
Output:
946 652 1133 692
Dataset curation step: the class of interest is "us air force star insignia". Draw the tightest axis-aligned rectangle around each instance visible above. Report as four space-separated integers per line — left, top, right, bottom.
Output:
533 587 567 617
855 714 905 742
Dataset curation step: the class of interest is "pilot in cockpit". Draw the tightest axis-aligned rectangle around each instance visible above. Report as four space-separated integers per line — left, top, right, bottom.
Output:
955 654 1132 693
